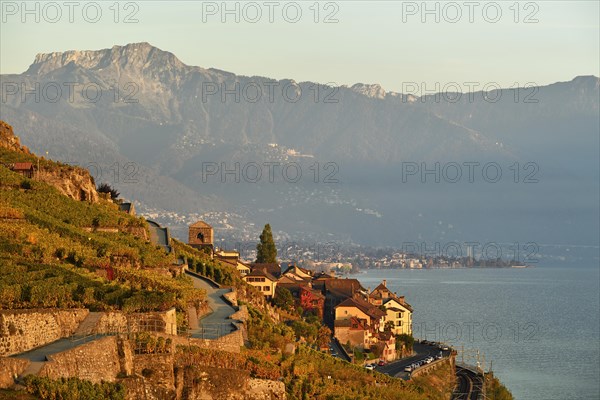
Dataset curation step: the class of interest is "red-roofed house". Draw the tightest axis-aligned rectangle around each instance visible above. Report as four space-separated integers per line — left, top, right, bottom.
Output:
12 162 34 178
334 296 386 332
368 280 413 335
299 285 325 319
334 316 372 350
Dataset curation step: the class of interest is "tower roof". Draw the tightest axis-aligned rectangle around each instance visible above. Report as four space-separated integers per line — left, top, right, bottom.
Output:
190 221 212 229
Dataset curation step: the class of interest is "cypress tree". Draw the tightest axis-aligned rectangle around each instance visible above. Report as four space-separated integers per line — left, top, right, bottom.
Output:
256 223 277 263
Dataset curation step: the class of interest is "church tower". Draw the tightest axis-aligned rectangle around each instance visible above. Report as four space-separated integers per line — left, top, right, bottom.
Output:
188 221 214 252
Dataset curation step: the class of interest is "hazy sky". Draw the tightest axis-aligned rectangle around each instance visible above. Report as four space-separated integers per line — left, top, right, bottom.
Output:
1 1 598 92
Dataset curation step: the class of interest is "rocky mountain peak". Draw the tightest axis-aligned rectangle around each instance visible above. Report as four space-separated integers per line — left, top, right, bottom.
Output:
27 42 187 76
350 83 387 99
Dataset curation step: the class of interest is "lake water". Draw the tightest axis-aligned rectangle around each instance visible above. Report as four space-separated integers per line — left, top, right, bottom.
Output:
357 265 600 400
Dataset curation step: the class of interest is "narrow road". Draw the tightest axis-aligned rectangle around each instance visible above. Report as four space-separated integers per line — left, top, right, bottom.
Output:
452 366 484 400
329 338 352 362
378 342 450 379
185 270 238 339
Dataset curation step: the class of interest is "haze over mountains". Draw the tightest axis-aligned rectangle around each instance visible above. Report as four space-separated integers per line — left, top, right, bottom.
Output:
1 43 598 250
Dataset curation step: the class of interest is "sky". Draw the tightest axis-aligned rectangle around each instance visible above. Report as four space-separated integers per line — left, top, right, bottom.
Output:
1 1 599 92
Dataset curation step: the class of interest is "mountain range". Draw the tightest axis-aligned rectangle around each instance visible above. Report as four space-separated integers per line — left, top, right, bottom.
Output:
1 42 598 248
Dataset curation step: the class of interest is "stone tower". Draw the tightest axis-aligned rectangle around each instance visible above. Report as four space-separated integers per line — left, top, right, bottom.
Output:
188 221 214 251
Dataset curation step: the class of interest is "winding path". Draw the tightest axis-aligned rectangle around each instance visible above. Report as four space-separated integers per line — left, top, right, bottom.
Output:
185 270 238 339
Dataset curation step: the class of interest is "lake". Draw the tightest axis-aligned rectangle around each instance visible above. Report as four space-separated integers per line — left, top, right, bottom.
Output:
357 265 600 400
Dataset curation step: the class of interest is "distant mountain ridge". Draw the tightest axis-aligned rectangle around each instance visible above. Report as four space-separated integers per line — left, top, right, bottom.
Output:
1 43 598 245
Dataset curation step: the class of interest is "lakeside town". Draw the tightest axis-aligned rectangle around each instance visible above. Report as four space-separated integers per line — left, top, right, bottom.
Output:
140 205 528 272
0 119 513 399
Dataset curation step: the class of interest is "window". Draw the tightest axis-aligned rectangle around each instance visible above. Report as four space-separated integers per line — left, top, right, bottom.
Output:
263 286 270 292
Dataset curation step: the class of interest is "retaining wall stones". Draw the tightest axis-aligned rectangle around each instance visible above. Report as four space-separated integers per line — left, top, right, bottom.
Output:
0 358 29 388
39 336 121 383
0 309 88 356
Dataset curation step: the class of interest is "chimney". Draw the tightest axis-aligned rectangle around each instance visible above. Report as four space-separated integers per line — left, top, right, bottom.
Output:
383 279 387 287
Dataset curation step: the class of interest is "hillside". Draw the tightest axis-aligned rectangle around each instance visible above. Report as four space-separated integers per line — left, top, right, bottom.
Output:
0 124 204 317
0 122 459 399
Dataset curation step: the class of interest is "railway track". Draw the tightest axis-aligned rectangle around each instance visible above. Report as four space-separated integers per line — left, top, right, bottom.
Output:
452 366 484 400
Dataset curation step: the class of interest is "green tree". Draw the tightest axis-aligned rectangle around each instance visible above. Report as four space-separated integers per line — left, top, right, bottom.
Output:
97 182 120 199
256 223 277 263
273 286 294 310
396 333 414 352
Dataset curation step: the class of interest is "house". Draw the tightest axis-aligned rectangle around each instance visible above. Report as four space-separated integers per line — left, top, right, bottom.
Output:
235 261 251 276
374 331 397 362
243 268 278 299
324 278 368 322
325 278 366 307
299 285 325 318
214 249 240 261
311 271 336 292
12 162 34 178
334 296 386 332
368 280 413 335
250 262 281 279
282 264 313 280
217 256 251 276
368 279 396 306
276 276 325 318
382 299 413 335
213 249 252 276
334 316 372 350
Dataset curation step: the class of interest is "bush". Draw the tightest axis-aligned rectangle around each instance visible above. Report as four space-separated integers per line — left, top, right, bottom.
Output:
24 375 126 400
20 180 32 190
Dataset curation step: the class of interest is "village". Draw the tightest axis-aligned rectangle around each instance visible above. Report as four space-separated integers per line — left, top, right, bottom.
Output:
185 220 415 365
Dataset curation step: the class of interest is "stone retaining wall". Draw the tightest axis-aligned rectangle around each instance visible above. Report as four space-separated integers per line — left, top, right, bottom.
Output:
410 354 455 378
0 358 29 388
171 328 245 354
39 336 121 383
0 309 88 356
132 353 176 400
